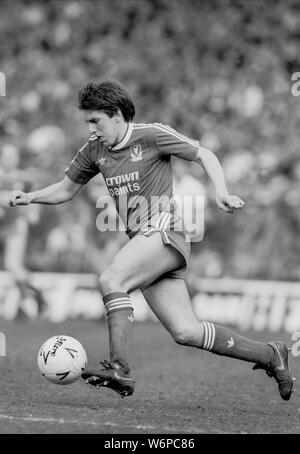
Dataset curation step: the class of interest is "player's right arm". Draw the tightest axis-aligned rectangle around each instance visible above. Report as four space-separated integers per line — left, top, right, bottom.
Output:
9 176 82 207
10 138 100 207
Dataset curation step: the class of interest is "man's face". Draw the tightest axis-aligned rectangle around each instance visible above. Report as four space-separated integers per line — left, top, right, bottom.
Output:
84 110 122 147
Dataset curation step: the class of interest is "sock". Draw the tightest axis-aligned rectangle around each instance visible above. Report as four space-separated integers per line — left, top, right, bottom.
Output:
201 321 273 367
103 292 134 374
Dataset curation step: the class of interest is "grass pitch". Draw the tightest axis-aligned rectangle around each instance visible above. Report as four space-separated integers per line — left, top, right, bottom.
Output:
0 319 299 434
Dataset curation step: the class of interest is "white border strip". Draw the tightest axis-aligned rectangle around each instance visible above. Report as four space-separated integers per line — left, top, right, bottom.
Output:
0 414 228 433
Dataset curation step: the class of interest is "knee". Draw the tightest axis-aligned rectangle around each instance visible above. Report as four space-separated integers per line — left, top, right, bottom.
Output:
99 268 127 294
172 330 195 346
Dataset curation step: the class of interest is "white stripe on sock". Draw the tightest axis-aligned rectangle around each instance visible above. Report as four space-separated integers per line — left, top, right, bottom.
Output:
208 323 216 350
105 297 131 305
203 321 211 350
106 299 131 307
106 303 132 311
105 297 133 315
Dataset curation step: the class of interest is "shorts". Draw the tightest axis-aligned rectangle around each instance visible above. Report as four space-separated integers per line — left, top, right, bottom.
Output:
128 211 191 290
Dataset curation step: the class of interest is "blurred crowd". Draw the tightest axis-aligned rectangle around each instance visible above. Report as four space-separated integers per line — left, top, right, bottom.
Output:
0 0 300 281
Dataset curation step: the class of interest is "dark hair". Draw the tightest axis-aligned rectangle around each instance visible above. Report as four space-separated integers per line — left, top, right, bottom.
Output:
78 80 135 122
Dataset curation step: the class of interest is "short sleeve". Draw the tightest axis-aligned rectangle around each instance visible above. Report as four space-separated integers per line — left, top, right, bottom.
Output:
153 123 199 161
65 140 100 185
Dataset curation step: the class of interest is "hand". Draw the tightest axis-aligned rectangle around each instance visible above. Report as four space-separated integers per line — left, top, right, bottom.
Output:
216 194 245 214
9 190 32 207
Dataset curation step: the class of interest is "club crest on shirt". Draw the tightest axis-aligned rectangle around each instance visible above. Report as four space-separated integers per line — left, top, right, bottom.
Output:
130 144 143 162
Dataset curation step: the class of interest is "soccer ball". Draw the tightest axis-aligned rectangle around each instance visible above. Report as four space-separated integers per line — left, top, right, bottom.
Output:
37 335 87 385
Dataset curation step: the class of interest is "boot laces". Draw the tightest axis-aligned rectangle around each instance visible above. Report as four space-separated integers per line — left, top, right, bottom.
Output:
99 360 114 370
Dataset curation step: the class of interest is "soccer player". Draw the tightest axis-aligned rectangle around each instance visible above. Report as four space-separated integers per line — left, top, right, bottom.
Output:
9 80 295 400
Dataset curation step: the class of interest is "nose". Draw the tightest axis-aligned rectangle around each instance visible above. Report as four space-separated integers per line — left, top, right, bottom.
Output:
89 123 97 135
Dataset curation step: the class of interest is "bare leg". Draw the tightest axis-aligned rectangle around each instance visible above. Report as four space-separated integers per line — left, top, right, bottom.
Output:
143 278 273 364
142 278 295 400
83 232 185 395
97 232 184 372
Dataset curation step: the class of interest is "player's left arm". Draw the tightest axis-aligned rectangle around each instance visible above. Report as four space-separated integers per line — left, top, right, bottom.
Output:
194 145 245 214
153 124 244 213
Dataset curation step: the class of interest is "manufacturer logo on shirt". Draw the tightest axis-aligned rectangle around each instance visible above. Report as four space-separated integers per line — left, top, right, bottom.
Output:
130 144 143 162
98 157 106 166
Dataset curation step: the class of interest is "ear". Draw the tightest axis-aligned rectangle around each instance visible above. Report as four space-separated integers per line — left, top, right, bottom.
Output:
114 109 123 123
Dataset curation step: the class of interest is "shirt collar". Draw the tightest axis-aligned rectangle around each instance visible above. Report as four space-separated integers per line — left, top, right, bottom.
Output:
111 122 134 151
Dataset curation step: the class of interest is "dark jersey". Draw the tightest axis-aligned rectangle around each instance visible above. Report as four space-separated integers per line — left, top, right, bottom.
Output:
65 122 199 236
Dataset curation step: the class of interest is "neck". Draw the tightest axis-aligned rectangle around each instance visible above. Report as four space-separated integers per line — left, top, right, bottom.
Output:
115 122 129 146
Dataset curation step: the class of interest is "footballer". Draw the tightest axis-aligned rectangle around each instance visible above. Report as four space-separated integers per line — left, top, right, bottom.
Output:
9 80 295 400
